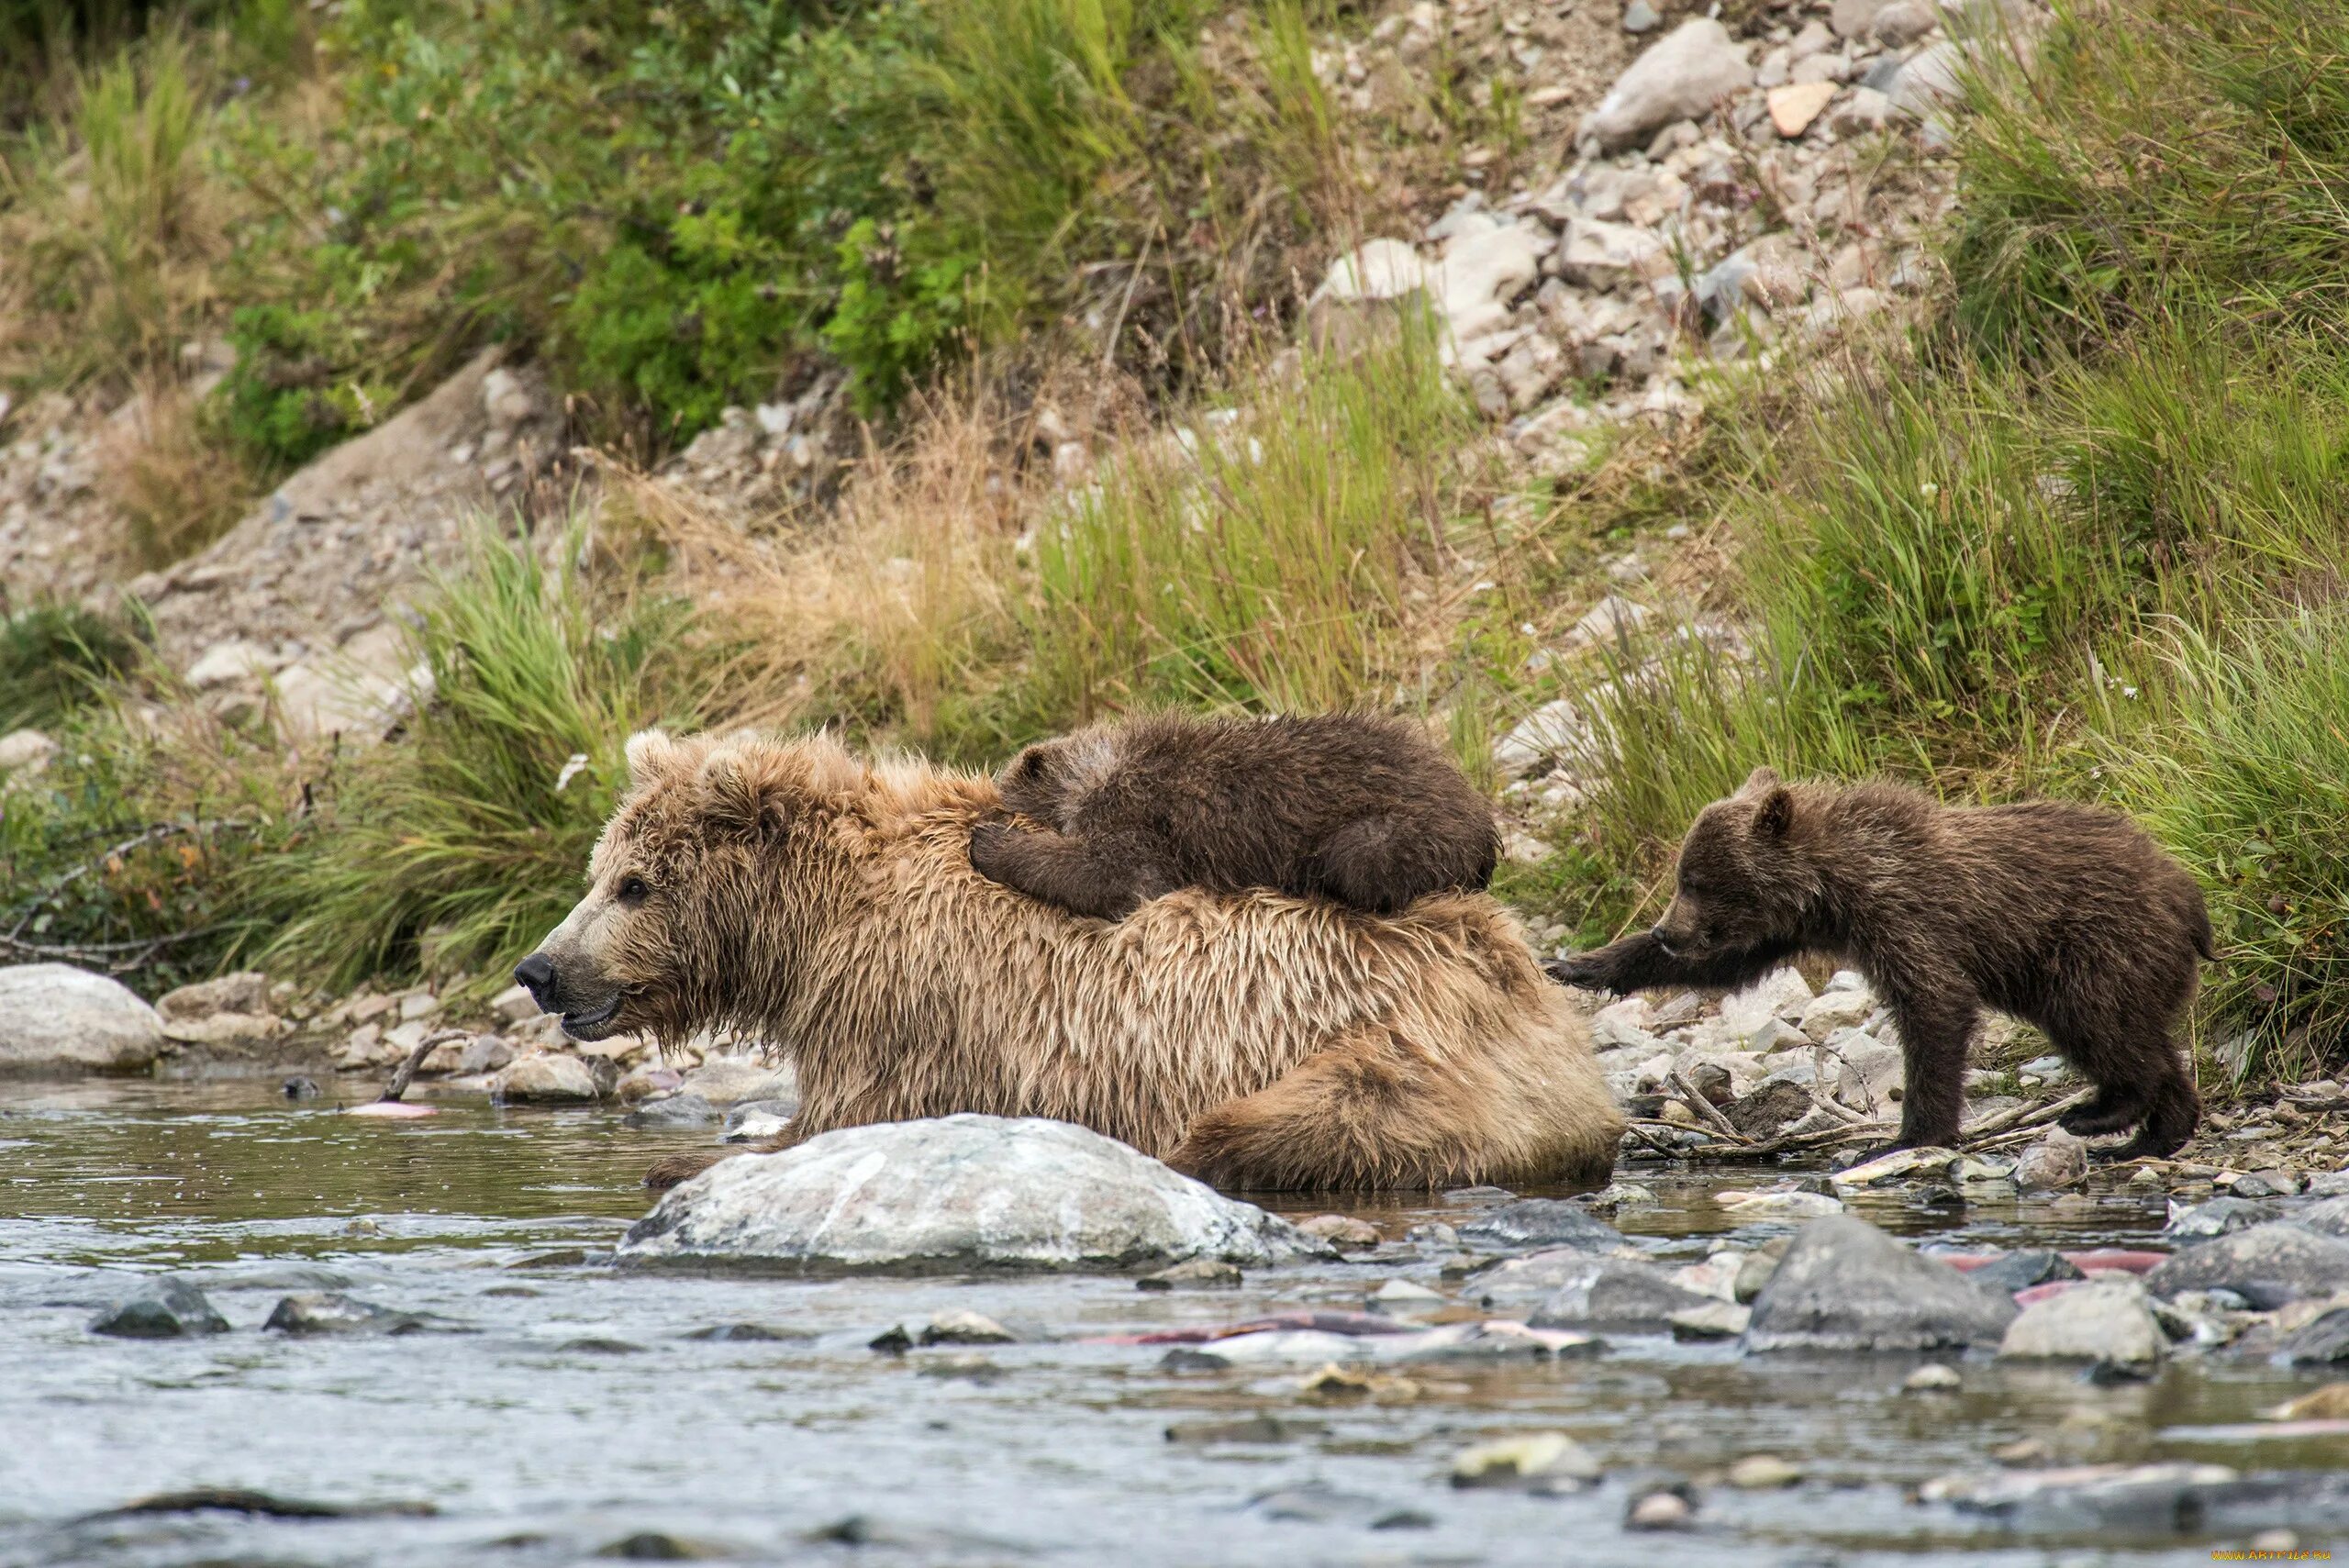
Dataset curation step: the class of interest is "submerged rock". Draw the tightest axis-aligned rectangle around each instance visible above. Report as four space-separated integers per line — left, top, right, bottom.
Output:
1745 1216 2017 1351
721 1097 796 1143
2143 1223 2349 1303
262 1292 424 1336
0 963 165 1075
1456 1198 1625 1253
1965 1249 2084 1296
625 1092 718 1129
1520 1256 1717 1332
2165 1196 2280 1240
1452 1431 1600 1493
90 1278 230 1339
617 1115 1328 1273
1137 1258 1242 1291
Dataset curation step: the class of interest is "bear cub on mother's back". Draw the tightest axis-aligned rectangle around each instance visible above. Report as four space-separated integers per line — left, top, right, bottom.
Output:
968 711 1498 921
1548 768 2210 1159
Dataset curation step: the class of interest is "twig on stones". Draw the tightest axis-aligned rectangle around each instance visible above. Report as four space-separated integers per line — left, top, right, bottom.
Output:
1968 1087 2092 1140
382 1029 475 1103
1669 1066 1749 1143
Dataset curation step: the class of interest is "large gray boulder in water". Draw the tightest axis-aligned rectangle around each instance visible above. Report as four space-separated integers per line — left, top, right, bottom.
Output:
1745 1215 2018 1351
2143 1222 2349 1304
0 963 165 1074
617 1114 1330 1274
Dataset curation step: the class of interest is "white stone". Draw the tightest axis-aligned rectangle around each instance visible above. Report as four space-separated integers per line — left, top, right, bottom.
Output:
491 983 540 1026
1830 0 1894 37
1998 1280 2166 1367
185 639 277 691
1720 967 1813 1035
490 1053 603 1104
1831 86 1894 134
0 728 56 775
1579 20 1754 153
1503 830 1557 867
1554 218 1669 292
681 1054 795 1106
1493 696 1592 780
1564 595 1651 648
1432 223 1548 343
618 1115 1325 1273
1828 1028 1905 1114
1890 39 1965 118
0 963 165 1074
1314 239 1430 304
1591 998 1659 1051
1798 987 1875 1042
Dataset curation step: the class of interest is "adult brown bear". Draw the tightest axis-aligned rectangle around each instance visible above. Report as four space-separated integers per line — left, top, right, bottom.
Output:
513 729 1623 1192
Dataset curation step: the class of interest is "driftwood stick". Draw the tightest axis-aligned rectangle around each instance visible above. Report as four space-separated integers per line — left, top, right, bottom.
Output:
382 1029 474 1103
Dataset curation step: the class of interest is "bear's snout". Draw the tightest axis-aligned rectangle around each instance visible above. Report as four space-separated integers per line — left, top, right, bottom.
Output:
513 952 557 1008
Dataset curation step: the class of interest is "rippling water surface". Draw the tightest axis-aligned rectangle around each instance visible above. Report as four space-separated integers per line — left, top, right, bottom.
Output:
1 1079 2338 1566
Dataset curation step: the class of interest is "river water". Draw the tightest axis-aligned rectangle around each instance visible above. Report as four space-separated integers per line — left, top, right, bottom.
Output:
3 1079 2341 1566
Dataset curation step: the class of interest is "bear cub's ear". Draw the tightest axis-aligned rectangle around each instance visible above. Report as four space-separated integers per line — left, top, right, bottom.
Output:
1750 782 1794 840
1739 765 1783 795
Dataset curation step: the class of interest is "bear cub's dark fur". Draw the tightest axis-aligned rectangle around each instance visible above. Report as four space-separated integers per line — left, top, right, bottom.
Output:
1547 768 2210 1159
967 711 1499 921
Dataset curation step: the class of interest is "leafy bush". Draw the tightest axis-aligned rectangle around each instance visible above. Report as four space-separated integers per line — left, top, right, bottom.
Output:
216 303 390 465
0 702 301 997
0 601 146 731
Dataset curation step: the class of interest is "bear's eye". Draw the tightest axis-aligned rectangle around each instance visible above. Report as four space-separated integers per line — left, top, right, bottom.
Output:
616 874 651 905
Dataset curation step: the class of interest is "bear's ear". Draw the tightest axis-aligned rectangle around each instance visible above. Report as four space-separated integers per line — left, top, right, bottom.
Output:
1740 765 1782 797
626 729 686 791
1751 784 1794 840
696 749 793 842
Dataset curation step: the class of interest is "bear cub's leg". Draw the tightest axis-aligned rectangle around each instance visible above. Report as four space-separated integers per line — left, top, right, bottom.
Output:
1876 983 1980 1151
968 819 1174 921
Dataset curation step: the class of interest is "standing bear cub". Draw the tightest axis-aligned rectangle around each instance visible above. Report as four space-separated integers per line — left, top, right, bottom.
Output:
1548 768 2210 1159
967 711 1499 921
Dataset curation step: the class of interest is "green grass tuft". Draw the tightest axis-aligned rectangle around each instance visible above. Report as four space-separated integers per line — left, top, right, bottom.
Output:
257 525 702 991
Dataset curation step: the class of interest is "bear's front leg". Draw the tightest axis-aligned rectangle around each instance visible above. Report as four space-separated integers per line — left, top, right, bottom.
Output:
968 819 1158 920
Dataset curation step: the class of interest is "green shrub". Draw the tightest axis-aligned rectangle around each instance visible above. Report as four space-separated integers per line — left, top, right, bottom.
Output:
258 525 703 990
0 601 146 731
216 303 391 465
0 703 299 997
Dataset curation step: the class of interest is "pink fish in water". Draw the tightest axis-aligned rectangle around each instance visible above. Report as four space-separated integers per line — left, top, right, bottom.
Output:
344 1100 438 1119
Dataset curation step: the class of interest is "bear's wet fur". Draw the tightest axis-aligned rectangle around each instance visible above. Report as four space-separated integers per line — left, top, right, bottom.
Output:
517 729 1622 1193
968 711 1499 921
1546 768 2210 1160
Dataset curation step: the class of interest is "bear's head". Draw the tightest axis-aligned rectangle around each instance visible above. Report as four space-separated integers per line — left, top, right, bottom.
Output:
995 725 1119 827
1651 766 1817 956
511 728 866 1043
